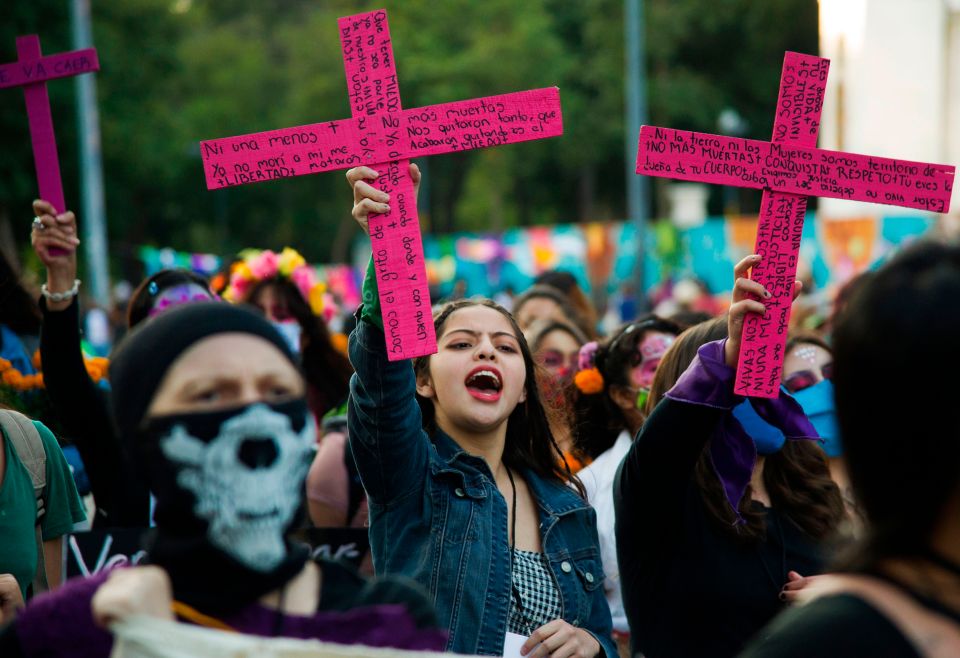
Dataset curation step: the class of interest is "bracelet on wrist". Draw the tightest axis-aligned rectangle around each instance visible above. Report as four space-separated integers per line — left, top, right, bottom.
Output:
41 279 81 303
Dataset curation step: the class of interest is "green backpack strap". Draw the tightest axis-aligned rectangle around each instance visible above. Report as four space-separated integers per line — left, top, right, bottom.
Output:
0 410 49 594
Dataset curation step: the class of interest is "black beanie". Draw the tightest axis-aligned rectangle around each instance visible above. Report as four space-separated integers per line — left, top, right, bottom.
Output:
109 301 297 441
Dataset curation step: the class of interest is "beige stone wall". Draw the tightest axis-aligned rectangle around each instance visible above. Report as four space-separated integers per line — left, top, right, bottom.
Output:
818 0 958 223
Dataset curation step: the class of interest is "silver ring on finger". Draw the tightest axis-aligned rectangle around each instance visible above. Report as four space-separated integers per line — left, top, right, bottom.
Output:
32 216 46 231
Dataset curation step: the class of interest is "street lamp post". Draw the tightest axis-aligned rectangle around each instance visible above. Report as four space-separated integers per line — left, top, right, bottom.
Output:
71 0 110 307
625 0 649 313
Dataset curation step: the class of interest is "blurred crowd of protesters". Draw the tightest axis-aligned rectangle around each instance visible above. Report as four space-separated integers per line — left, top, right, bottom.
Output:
0 181 957 658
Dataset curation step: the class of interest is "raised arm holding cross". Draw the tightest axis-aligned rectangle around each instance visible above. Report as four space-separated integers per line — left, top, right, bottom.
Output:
200 9 564 361
635 51 955 398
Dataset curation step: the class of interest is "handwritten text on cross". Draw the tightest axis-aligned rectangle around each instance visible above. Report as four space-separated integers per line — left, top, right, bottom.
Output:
636 52 954 398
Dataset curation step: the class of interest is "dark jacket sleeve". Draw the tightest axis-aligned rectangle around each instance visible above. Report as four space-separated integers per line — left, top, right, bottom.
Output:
39 298 149 527
346 316 430 507
614 340 739 570
614 398 726 565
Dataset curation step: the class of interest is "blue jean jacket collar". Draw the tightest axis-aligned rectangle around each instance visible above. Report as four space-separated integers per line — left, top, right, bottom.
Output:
429 428 491 499
430 427 589 517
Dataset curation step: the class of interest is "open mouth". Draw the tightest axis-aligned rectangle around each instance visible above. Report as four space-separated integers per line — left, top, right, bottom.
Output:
465 367 503 402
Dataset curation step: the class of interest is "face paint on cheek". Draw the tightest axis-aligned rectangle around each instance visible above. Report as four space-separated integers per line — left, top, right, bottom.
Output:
640 334 674 360
631 359 661 388
631 334 674 388
539 350 565 370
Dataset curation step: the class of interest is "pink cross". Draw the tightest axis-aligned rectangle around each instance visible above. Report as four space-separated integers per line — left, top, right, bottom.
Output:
200 9 563 360
1 35 100 215
636 52 955 398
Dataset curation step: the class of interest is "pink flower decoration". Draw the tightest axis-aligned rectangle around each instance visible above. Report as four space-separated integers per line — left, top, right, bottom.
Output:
321 292 339 323
578 341 600 371
227 272 251 299
248 250 279 280
290 265 315 300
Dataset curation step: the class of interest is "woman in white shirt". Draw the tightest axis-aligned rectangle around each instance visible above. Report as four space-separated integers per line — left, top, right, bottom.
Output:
572 316 681 650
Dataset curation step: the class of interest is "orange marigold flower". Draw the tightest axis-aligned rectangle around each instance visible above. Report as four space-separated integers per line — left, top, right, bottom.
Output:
3 369 20 386
573 367 604 395
210 272 227 294
0 358 11 372
331 333 349 356
83 357 110 382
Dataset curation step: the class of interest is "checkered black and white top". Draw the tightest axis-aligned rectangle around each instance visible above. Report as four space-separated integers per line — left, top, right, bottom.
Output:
508 549 562 635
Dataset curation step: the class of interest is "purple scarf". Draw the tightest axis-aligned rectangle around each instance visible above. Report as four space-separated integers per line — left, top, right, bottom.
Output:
665 339 819 523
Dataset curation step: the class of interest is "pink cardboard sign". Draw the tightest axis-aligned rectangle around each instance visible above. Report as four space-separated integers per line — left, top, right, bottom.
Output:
3 36 100 215
199 9 563 361
634 50 956 398
339 10 433 361
737 53 828 398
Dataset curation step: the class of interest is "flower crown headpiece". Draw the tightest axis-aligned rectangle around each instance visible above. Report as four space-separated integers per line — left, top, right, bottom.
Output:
223 247 336 320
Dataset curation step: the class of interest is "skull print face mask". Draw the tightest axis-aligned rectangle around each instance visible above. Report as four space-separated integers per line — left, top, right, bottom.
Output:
152 401 314 568
138 398 315 612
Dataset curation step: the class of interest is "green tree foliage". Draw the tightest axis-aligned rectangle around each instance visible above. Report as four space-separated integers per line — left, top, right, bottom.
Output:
1 0 816 267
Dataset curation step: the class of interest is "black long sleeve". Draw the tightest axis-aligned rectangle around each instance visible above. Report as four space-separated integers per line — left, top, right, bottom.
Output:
613 396 828 658
614 397 723 576
0 620 25 658
39 298 150 527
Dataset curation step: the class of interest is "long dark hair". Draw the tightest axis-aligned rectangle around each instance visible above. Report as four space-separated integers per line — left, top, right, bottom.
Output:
414 298 584 496
573 315 681 460
832 241 960 570
246 278 352 417
648 317 845 543
127 269 212 328
0 251 41 335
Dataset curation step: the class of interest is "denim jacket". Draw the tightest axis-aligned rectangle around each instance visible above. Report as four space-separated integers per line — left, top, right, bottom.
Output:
348 318 616 657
